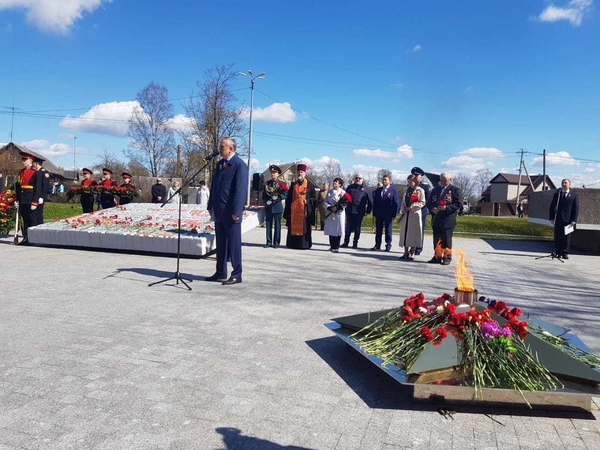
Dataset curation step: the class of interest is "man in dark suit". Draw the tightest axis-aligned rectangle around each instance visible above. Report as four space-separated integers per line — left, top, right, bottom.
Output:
371 174 400 252
549 178 579 260
262 164 287 248
426 172 462 265
206 137 248 285
31 156 50 225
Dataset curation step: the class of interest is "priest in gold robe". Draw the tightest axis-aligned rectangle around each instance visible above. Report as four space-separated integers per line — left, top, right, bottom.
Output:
283 163 317 249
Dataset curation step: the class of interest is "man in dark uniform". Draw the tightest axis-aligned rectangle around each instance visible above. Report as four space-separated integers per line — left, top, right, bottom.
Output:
98 168 117 209
151 177 167 203
262 164 288 248
119 172 135 205
31 156 50 225
411 167 431 255
80 168 97 213
15 152 42 245
426 172 462 265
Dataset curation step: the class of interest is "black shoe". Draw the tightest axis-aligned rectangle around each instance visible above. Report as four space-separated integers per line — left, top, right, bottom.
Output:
205 274 227 282
415 250 422 256
222 277 242 285
352 244 358 249
428 257 441 264
340 243 349 248
561 254 569 260
273 245 279 249
332 248 339 253
370 246 380 251
385 248 391 252
441 258 452 265
263 244 271 248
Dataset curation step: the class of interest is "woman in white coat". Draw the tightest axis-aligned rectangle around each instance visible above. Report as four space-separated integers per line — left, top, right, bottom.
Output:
399 174 426 260
323 178 346 253
167 181 181 205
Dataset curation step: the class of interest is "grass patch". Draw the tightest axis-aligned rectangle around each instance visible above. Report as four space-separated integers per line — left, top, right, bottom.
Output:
43 202 84 221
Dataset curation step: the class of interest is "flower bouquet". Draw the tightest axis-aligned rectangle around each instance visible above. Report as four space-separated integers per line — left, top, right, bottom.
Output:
265 182 288 205
351 293 562 404
326 192 352 218
0 189 17 235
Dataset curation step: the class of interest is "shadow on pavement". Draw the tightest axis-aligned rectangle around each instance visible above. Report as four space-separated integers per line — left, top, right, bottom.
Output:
215 427 312 450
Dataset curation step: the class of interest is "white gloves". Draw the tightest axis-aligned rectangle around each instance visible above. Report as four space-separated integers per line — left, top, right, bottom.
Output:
39 198 44 204
15 201 19 208
31 205 37 210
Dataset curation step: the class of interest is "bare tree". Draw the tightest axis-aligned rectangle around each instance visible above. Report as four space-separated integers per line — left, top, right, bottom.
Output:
126 82 175 177
182 64 247 179
452 173 475 202
94 149 128 177
315 158 342 186
474 168 493 198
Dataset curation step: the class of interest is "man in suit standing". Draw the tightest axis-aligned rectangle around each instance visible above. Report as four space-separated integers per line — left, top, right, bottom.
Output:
262 164 287 248
206 137 248 285
549 179 579 260
426 172 462 265
371 174 400 252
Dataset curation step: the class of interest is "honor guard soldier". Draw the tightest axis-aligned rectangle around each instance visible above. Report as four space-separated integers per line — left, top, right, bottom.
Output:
119 172 135 205
262 164 288 248
15 152 42 245
31 156 50 225
80 168 97 213
99 168 117 209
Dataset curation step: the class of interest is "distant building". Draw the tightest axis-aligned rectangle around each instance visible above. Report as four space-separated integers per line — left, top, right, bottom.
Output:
479 173 556 217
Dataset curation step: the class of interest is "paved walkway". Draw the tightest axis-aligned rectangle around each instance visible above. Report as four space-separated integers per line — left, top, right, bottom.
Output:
1 228 599 449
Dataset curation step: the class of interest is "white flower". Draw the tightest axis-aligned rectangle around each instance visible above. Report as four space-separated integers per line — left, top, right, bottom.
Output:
437 306 445 313
418 307 428 314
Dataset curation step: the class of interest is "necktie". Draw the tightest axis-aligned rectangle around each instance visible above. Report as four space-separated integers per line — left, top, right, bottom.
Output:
382 188 387 198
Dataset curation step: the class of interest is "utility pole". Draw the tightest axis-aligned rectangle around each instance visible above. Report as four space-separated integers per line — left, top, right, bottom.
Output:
516 149 524 211
176 145 182 178
542 149 547 190
73 136 77 178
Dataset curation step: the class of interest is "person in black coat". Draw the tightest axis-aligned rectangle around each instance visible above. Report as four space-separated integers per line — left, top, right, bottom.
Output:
15 152 42 245
151 177 167 203
549 179 579 259
31 156 50 225
341 173 373 249
371 174 400 252
98 168 117 209
426 172 462 265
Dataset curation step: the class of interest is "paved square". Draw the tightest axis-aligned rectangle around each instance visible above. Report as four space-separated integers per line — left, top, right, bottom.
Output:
1 228 599 449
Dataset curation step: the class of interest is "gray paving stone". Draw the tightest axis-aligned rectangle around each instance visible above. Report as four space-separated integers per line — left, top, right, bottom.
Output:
1 229 599 449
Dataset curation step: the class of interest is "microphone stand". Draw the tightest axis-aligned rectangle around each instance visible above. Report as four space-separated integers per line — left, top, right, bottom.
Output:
149 152 219 289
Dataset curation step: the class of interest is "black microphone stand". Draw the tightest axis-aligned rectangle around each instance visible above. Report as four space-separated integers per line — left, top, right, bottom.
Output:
149 152 219 289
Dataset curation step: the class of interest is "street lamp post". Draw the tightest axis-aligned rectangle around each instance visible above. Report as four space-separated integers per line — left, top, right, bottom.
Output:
238 70 265 205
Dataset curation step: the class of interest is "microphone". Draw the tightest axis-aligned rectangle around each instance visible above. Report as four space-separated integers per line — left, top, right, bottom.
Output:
203 150 220 161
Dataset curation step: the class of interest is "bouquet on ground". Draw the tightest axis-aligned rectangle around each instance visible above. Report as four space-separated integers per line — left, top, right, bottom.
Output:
351 293 562 405
326 192 352 218
0 189 17 235
265 182 288 205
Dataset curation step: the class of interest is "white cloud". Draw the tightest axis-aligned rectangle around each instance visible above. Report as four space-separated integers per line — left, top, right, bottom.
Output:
296 155 343 172
241 102 297 123
59 101 137 138
536 0 593 26
412 45 422 52
531 151 580 167
352 144 414 159
460 147 504 158
166 114 196 134
441 155 489 174
0 0 111 34
20 139 74 157
584 162 600 173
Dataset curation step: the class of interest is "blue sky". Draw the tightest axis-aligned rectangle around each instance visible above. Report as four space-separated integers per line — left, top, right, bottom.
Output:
1 0 599 187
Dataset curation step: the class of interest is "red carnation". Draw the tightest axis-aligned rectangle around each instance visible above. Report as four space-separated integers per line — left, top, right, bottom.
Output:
421 326 434 341
438 199 446 206
410 194 419 203
279 182 289 191
343 192 352 202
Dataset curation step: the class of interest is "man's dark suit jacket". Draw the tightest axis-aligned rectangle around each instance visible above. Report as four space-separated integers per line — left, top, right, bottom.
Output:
549 190 579 224
151 183 167 203
207 154 248 223
427 184 462 228
372 185 400 219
